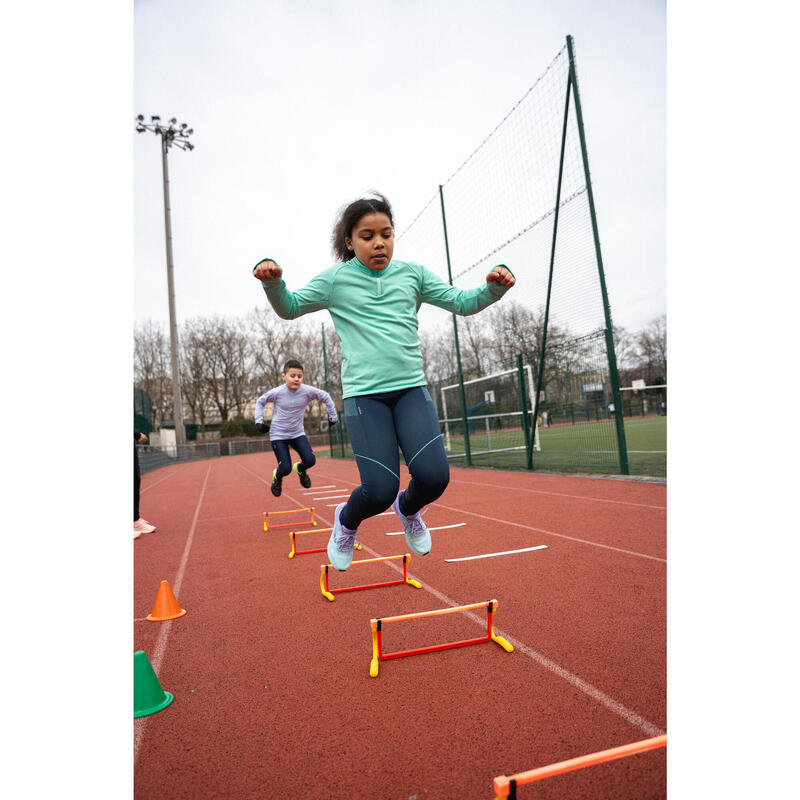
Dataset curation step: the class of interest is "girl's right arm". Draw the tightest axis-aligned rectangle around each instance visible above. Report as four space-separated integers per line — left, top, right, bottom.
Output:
252 259 333 320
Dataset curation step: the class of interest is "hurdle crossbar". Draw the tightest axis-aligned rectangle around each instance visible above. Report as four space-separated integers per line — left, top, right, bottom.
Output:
289 527 362 558
492 735 667 798
263 507 316 531
320 554 422 602
369 599 513 677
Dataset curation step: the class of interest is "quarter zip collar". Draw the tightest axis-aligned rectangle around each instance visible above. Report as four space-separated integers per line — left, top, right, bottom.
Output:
351 256 393 277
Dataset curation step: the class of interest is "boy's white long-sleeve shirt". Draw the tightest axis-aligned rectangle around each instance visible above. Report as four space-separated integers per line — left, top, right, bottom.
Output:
255 384 338 440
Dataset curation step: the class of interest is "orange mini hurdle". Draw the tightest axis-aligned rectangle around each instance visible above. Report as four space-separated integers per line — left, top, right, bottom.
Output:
263 507 315 532
492 735 666 798
289 527 361 559
369 599 513 677
320 554 422 602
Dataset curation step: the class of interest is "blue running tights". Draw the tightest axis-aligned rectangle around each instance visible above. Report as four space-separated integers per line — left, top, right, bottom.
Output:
339 386 449 531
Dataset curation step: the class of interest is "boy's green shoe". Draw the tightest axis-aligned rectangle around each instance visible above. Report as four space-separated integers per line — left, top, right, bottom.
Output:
293 462 311 489
270 469 282 497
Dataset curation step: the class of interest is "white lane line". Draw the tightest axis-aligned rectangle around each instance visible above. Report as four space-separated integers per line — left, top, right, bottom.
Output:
308 473 664 561
134 461 213 763
326 508 394 518
354 539 664 738
450 478 665 510
141 465 184 493
385 522 467 536
200 512 262 523
238 462 334 526
445 545 548 562
239 461 665 737
311 493 351 500
435 502 665 563
304 486 337 491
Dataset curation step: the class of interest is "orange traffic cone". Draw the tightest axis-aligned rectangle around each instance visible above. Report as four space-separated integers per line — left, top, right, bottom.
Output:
146 580 187 621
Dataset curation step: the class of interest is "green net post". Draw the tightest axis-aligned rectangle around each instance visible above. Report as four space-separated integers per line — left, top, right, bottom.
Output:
439 184 472 466
527 59 573 468
566 34 629 474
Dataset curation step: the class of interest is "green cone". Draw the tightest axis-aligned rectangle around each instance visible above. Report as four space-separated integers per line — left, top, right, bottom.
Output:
134 650 174 718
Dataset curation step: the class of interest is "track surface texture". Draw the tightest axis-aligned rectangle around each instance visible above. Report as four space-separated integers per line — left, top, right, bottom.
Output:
134 453 666 799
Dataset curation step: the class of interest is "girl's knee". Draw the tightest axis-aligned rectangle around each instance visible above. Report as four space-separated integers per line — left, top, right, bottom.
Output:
413 466 449 496
362 479 399 510
305 453 316 469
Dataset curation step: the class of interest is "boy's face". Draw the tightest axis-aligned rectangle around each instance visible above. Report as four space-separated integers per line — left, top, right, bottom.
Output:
282 368 303 390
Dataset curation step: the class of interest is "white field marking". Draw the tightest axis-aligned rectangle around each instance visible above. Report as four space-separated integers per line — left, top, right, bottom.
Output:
435 502 665 563
311 493 351 500
302 472 664 560
326 507 394 519
445 545 548 562
354 539 664 738
385 522 467 536
449 477 665 510
140 466 183 493
236 459 665 736
303 485 337 492
237 462 334 526
199 512 263 523
134 461 213 763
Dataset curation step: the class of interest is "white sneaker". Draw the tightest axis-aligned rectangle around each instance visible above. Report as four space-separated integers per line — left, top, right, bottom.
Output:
134 518 157 534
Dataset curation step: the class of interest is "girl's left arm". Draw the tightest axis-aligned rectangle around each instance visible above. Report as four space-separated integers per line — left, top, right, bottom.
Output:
419 264 515 316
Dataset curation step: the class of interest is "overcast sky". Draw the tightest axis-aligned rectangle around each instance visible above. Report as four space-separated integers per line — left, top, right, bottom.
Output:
5 3 800 792
134 0 666 335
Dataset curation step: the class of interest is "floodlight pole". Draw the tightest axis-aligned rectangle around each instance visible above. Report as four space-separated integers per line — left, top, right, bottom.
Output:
136 116 194 447
160 135 185 446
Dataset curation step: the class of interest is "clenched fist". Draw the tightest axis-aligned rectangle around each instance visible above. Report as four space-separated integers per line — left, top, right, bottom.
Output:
486 265 515 287
253 259 282 281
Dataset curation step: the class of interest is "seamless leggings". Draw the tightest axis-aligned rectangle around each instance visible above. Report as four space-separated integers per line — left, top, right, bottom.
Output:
339 386 449 531
271 435 315 478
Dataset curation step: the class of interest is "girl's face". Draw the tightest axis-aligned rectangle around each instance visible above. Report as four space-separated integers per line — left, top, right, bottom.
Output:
345 212 394 271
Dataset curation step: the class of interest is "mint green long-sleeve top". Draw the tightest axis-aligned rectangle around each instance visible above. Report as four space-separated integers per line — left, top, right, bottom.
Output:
256 257 513 398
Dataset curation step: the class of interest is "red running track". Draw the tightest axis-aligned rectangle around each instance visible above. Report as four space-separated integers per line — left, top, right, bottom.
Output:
134 453 666 799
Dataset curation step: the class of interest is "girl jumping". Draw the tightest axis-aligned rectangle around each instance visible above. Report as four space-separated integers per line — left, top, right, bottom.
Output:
252 193 515 570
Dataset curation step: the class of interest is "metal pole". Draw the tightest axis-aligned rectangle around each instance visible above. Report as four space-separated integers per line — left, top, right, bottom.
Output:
566 34 629 474
321 324 336 457
161 136 185 446
439 185 471 466
528 63 572 468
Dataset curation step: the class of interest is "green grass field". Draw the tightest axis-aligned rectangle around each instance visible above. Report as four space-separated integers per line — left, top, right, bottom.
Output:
442 415 666 477
321 416 666 478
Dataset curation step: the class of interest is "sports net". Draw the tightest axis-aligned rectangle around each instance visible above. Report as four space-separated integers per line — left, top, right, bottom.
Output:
396 37 629 474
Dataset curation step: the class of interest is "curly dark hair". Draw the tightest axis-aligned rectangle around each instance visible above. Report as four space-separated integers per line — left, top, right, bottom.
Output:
330 192 394 262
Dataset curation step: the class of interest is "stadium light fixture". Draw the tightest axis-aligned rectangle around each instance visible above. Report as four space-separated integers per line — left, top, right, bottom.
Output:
135 114 196 446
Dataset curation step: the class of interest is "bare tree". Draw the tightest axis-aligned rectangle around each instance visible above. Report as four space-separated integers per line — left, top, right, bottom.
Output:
134 320 172 427
420 323 458 387
247 305 295 390
635 314 667 384
195 315 251 422
180 317 212 431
